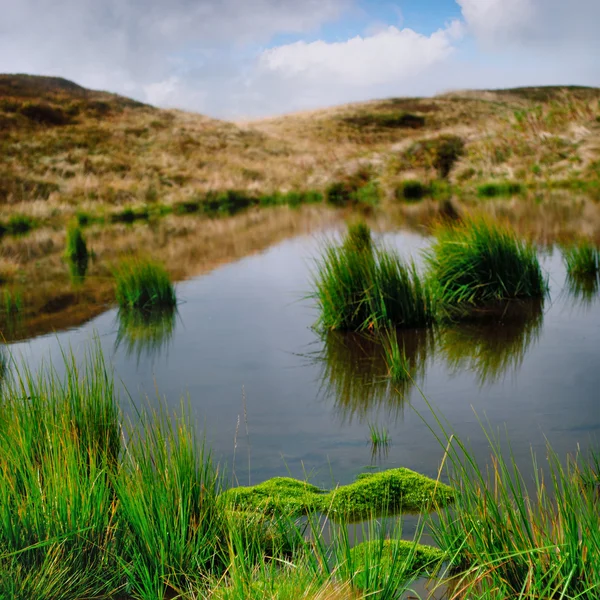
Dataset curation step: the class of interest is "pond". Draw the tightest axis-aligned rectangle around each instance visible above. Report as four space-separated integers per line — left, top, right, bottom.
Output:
4 226 600 492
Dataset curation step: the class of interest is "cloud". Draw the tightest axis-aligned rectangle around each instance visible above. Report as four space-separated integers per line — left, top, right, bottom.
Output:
0 0 349 93
258 21 463 87
457 0 600 49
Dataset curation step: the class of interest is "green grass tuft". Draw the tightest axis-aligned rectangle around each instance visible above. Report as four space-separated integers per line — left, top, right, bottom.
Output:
564 240 600 278
312 227 434 332
429 421 600 599
426 218 547 318
381 329 412 384
368 423 390 447
114 257 176 310
350 539 444 592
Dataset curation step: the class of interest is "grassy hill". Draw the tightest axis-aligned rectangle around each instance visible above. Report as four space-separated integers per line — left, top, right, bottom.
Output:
2 74 599 226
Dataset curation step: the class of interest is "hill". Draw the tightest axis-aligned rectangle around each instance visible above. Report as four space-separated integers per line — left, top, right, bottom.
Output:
1 75 599 228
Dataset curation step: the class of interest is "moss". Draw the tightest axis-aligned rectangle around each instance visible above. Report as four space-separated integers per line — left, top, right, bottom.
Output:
220 477 326 517
222 468 455 520
350 540 445 587
323 469 455 520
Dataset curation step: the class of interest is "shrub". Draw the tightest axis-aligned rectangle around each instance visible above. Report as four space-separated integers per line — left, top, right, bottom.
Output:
426 218 547 317
114 258 176 310
6 214 35 235
342 112 426 130
326 168 376 207
477 181 524 197
432 135 465 179
75 211 91 226
110 206 149 223
18 101 71 126
174 199 201 214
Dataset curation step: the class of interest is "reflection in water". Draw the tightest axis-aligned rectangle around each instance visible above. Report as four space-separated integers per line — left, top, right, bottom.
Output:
115 307 177 364
440 299 545 385
566 272 600 306
318 329 434 424
67 255 89 286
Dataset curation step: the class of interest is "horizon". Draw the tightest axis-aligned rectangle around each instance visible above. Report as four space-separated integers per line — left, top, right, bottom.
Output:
1 0 598 119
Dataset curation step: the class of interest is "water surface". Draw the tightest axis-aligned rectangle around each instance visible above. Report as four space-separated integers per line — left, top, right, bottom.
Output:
6 228 600 490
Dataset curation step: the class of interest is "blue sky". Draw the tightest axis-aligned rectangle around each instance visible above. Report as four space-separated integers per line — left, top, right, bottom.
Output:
1 0 598 117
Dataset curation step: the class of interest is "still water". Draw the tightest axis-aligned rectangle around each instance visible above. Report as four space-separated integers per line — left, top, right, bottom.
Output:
6 228 600 489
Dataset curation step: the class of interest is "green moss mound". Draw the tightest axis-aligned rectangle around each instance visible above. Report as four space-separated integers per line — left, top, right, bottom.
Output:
324 468 455 520
221 477 326 517
350 540 445 588
222 468 454 520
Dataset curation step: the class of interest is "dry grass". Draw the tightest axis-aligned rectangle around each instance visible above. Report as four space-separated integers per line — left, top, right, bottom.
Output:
2 76 599 226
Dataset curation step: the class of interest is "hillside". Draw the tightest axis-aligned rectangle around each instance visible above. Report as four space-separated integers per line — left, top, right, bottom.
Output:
1 74 600 340
2 74 599 228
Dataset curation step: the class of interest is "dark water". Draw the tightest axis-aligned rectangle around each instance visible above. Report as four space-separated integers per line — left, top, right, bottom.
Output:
5 229 600 491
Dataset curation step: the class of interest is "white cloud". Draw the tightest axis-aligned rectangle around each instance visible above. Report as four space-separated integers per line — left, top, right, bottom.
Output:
457 0 600 49
258 22 462 87
0 0 349 95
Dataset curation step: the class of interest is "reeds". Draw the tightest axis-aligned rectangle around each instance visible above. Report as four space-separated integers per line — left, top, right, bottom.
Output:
368 423 390 447
426 218 547 318
429 417 600 599
312 225 434 332
114 257 176 310
381 329 411 384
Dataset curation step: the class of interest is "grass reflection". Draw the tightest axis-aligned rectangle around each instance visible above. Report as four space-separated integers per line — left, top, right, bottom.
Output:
115 306 177 364
317 328 433 423
67 254 89 286
439 299 544 385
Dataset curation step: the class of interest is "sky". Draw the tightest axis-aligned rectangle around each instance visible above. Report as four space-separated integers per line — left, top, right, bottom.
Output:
1 0 599 118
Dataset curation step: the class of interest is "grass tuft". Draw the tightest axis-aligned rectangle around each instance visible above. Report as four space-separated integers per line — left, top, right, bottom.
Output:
381 329 411 384
564 240 600 278
426 218 547 318
312 226 434 332
368 423 390 447
429 422 600 599
114 258 176 310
